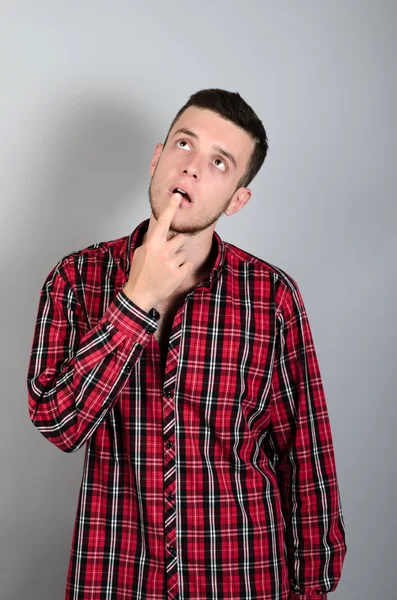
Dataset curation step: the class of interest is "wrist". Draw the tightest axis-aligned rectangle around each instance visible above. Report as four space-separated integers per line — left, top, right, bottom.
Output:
122 286 154 314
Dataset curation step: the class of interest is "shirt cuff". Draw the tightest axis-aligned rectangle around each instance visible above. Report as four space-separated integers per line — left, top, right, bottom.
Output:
106 289 160 339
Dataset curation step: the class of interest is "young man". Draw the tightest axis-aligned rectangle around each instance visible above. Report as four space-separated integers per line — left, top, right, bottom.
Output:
27 89 347 600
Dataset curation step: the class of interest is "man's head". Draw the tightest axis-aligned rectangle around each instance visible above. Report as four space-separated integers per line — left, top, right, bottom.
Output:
148 88 269 236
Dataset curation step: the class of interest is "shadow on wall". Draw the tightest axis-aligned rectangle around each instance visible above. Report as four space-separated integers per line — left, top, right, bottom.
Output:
25 90 156 262
0 89 157 600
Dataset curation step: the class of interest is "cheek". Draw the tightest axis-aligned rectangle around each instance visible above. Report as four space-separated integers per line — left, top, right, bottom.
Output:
159 151 184 175
152 159 170 183
211 171 233 194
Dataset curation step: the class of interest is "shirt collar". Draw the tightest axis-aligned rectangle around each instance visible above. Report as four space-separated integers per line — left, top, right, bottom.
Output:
123 217 226 291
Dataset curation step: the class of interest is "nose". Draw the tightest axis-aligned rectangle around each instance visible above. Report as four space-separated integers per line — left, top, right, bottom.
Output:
182 167 198 180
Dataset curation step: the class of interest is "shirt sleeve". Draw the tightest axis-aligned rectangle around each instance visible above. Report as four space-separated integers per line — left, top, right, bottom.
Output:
27 257 159 453
267 278 347 599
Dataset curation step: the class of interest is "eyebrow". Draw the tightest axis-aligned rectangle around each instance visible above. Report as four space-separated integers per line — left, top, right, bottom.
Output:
171 127 237 168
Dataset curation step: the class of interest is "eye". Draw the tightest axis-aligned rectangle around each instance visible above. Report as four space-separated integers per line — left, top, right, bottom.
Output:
214 158 226 171
176 140 191 150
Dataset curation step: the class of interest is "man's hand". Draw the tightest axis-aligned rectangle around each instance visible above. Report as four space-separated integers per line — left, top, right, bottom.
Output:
123 192 194 312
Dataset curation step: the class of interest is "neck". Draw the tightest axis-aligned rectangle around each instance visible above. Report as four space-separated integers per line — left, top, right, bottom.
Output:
141 215 218 288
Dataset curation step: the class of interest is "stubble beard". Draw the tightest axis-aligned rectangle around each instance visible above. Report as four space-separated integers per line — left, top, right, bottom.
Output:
147 172 235 238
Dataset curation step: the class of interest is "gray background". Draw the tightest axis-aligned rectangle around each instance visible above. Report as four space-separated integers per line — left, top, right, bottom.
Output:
1 1 395 599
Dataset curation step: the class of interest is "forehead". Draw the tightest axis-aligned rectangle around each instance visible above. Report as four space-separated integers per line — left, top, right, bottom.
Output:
169 106 255 167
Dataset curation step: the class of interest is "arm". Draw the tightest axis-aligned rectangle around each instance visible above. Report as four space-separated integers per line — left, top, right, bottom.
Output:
267 280 347 599
27 256 159 453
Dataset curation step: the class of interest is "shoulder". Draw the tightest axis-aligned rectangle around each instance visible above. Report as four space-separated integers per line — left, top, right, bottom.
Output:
61 233 129 267
43 232 130 289
223 239 306 319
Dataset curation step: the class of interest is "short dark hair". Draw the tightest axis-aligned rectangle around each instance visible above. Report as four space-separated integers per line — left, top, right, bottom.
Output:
163 88 269 189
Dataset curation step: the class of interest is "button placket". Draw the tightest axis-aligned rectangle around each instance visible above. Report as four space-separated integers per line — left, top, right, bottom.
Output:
162 386 178 589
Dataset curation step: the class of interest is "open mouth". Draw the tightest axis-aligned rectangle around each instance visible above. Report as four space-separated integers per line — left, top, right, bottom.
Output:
173 187 192 202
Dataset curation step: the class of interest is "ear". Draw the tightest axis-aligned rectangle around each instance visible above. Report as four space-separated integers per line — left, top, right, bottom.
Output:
149 143 164 177
224 187 252 216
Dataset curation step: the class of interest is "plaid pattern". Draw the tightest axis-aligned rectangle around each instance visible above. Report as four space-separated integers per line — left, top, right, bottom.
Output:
27 217 347 599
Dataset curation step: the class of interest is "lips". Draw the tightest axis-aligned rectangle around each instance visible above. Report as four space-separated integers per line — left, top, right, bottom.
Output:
171 185 193 203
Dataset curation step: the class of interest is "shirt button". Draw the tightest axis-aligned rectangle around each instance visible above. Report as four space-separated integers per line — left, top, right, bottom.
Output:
165 389 173 398
168 545 176 555
150 308 160 320
125 364 132 373
167 493 175 501
166 441 174 449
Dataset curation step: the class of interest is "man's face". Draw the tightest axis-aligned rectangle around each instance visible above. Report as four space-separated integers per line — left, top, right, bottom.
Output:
148 106 255 236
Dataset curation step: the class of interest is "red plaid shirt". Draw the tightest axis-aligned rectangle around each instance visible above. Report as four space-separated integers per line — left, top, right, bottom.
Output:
27 217 347 599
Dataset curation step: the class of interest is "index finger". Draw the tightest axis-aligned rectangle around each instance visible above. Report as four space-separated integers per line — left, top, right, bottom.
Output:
152 192 182 241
